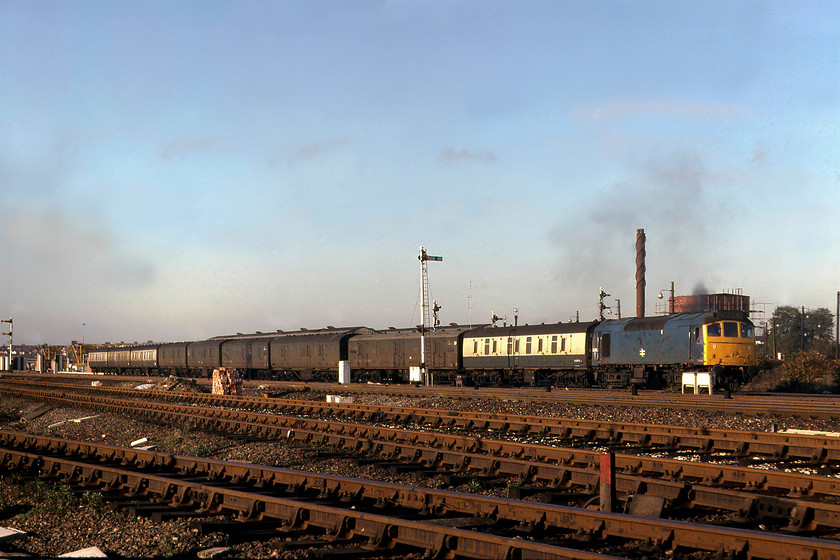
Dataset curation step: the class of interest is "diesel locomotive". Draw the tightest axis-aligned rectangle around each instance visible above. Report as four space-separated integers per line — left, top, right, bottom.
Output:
88 310 756 389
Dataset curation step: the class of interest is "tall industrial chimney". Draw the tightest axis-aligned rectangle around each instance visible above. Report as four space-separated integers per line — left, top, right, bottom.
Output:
635 228 646 318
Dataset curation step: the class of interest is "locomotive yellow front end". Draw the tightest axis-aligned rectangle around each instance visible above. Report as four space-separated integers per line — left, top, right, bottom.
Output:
703 318 756 368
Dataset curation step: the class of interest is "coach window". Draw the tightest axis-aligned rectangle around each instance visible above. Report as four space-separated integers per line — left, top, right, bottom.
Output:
514 339 520 353
538 338 543 353
561 337 566 352
525 337 532 354
723 322 738 337
707 323 721 337
484 339 490 355
492 340 498 353
551 336 557 354
507 339 513 355
473 340 478 354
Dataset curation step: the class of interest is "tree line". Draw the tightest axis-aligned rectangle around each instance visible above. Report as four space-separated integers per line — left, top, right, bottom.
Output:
767 306 837 359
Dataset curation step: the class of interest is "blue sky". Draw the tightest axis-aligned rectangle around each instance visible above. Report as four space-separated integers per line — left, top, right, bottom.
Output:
1 0 838 345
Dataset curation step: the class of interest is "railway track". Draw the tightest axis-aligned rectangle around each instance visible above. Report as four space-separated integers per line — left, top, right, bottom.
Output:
2 380 840 542
11 373 840 419
3 379 839 467
1 430 839 560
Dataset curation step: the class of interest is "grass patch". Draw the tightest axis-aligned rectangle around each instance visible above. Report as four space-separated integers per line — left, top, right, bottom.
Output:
188 443 213 457
19 479 105 517
21 480 76 516
157 427 191 452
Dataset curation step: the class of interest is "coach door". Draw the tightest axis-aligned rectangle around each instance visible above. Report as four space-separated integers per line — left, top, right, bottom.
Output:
393 341 405 368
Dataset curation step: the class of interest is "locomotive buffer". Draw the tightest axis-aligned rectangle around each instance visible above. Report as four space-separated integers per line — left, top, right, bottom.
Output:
418 247 442 386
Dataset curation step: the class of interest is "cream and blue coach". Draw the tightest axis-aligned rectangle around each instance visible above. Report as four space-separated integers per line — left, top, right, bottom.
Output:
461 322 598 386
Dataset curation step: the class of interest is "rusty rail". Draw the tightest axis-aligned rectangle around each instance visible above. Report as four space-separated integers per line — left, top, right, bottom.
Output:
7 374 840 419
2 431 839 560
3 386 840 532
3 379 839 463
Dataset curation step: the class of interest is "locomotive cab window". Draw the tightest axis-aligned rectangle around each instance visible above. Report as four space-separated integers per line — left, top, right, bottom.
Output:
723 322 738 337
741 324 753 338
706 323 721 337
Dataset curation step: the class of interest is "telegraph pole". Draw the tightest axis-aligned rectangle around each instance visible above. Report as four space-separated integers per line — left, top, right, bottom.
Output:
418 247 442 386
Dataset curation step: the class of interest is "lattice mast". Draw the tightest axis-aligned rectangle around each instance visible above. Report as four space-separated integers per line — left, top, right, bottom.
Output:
1 317 11 371
418 247 442 386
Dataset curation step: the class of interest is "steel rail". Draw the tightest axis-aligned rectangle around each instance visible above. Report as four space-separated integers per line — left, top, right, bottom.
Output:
0 448 616 560
8 374 840 419
259 380 840 419
1 431 839 560
3 385 840 526
3 379 839 463
4 385 840 492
